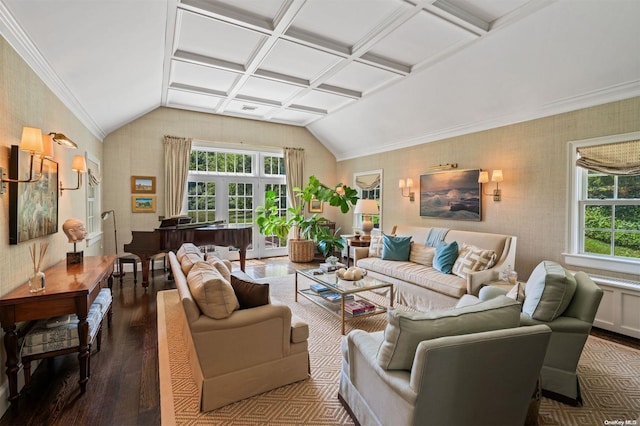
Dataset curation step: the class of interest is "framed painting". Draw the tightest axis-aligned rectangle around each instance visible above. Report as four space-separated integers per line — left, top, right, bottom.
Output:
309 198 323 213
131 176 156 193
132 195 156 213
420 169 481 221
9 145 59 244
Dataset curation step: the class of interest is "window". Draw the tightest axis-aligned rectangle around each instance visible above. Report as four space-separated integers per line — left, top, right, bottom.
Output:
353 170 383 232
566 132 640 274
85 154 101 246
186 145 287 257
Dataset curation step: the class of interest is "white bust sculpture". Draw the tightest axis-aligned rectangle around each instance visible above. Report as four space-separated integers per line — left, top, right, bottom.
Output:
63 218 87 243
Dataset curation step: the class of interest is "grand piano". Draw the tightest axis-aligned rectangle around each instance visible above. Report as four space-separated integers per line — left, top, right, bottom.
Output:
123 217 252 288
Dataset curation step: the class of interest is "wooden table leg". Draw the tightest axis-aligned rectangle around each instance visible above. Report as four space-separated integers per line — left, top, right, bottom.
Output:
3 326 19 404
77 315 90 393
239 249 247 272
140 255 151 288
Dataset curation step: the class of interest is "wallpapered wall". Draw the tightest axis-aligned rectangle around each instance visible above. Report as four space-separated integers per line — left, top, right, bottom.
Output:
0 36 103 300
101 107 337 255
336 97 640 281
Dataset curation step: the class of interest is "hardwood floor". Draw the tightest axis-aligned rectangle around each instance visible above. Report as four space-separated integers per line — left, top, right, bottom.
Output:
0 256 637 425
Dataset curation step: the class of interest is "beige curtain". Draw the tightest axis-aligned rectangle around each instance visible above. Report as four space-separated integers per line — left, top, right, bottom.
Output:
577 140 640 175
284 148 304 211
164 135 192 217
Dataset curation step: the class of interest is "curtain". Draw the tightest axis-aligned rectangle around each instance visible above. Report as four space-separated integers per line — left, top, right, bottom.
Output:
355 173 381 191
87 165 101 187
577 139 640 175
284 147 304 211
164 135 192 217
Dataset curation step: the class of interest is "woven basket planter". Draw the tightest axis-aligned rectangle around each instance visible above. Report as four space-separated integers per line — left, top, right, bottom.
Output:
288 239 315 263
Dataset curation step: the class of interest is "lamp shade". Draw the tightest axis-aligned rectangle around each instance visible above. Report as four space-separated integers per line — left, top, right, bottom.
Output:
20 127 44 153
405 178 414 188
354 199 379 215
478 171 489 183
42 134 55 159
71 155 87 172
491 170 503 182
398 179 406 189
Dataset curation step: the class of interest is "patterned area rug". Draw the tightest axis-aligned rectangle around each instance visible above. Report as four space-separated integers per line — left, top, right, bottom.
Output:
158 275 640 425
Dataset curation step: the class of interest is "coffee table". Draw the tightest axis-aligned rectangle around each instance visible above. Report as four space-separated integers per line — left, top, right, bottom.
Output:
295 268 393 335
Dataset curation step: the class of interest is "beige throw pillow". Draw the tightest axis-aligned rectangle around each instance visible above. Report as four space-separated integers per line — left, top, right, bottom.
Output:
180 252 204 276
451 243 497 279
368 235 383 257
409 244 435 266
187 262 239 319
176 243 201 262
204 256 232 282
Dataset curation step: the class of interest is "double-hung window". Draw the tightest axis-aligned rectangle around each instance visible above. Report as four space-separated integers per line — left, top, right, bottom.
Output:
566 132 640 274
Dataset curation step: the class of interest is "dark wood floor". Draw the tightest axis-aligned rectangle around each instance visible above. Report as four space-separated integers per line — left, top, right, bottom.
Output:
0 257 637 425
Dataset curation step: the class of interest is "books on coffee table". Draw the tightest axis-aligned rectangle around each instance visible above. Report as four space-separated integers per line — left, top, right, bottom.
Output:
310 283 330 293
319 262 346 273
344 300 376 316
321 292 354 303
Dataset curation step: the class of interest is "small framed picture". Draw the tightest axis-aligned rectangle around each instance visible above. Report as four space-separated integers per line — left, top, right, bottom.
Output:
131 176 156 194
132 195 156 213
309 199 323 213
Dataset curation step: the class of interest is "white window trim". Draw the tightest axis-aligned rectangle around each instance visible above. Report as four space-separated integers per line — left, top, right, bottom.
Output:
565 131 640 275
85 152 103 248
353 169 383 233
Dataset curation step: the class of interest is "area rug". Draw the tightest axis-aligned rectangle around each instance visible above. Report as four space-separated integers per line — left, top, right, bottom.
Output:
158 275 640 425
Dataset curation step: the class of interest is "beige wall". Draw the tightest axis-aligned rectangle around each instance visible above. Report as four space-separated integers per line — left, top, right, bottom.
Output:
0 36 103 298
102 107 337 254
337 97 640 281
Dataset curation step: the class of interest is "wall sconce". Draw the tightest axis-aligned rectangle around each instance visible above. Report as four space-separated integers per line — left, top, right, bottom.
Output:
60 155 88 195
49 132 78 148
1 127 50 194
478 169 503 201
398 178 415 201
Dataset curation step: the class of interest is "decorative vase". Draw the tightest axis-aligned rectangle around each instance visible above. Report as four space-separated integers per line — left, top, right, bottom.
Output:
29 271 46 293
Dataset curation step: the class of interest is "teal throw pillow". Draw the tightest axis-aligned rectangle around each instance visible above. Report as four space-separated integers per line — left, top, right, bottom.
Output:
381 234 412 261
433 241 459 274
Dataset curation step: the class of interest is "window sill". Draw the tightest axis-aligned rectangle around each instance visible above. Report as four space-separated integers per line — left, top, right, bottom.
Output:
562 253 640 275
85 232 103 248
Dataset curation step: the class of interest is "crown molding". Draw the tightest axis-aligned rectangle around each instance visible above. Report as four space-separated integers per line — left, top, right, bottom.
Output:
0 2 105 141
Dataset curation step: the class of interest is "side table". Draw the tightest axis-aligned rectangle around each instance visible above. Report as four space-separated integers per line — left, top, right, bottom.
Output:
346 238 370 267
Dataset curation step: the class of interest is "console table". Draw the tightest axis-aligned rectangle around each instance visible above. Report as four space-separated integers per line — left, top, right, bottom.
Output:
0 255 115 405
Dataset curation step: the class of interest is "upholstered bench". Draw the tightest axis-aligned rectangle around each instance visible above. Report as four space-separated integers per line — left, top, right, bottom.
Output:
20 288 113 390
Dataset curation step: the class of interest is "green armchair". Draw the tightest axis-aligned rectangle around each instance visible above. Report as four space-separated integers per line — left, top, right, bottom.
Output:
480 269 603 404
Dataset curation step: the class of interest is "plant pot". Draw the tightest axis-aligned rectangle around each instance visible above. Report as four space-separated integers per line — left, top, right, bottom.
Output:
288 239 315 263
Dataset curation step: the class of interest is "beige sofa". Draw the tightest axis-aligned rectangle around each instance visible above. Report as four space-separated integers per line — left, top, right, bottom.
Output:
354 225 516 311
168 246 310 412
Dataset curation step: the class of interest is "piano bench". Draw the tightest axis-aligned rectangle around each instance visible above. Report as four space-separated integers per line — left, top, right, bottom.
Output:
119 254 141 284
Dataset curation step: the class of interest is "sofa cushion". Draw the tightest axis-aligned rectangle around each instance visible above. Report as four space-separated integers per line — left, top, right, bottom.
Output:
181 252 204 275
176 243 201 262
451 243 497 279
522 261 577 321
381 234 412 261
368 235 383 257
433 240 459 274
409 243 435 266
205 256 232 282
377 296 521 370
187 262 239 319
230 275 270 309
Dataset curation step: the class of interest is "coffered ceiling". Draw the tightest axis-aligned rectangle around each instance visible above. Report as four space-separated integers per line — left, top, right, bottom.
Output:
1 0 639 160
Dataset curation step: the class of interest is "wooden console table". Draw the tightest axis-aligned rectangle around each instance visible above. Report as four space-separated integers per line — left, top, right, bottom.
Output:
0 255 115 405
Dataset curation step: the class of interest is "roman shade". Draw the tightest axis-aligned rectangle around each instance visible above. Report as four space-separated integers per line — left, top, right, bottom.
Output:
576 139 640 175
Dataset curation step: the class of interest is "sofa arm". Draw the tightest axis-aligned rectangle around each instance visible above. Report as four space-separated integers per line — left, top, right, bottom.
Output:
478 285 509 301
290 313 309 343
467 268 499 296
353 247 370 265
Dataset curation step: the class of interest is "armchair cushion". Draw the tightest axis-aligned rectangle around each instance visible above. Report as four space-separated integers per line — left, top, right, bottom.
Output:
523 261 577 321
377 295 520 370
230 275 270 309
187 262 239 319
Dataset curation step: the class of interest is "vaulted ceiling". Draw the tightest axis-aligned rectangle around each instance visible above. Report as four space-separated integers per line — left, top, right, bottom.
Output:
1 0 639 160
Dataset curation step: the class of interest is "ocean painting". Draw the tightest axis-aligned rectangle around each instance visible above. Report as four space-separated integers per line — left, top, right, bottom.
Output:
420 169 481 221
